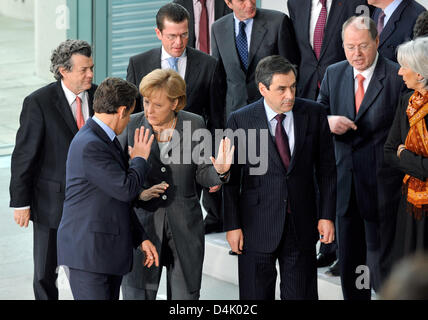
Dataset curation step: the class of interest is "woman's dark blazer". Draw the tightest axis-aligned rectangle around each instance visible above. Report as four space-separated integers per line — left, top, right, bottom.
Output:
384 91 428 181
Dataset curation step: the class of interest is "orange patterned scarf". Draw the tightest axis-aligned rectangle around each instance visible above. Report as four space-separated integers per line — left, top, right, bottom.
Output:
403 91 428 219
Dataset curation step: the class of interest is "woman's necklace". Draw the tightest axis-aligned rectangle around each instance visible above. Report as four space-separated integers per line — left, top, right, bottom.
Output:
154 115 177 142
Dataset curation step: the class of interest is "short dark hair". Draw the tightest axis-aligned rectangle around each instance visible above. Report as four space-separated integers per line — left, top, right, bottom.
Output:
255 55 297 89
156 3 190 31
414 11 428 38
93 78 138 114
50 39 92 81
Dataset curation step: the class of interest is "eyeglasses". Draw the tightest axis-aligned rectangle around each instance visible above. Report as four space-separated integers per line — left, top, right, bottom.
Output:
343 43 372 52
162 32 189 41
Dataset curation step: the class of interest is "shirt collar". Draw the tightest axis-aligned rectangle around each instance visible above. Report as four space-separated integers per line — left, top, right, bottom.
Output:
92 115 116 141
263 99 293 122
353 52 379 80
383 0 403 19
161 46 187 61
233 13 253 28
61 80 86 106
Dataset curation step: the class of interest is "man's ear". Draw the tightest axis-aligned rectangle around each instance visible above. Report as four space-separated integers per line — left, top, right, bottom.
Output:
59 66 68 79
155 28 162 41
118 106 128 119
258 82 267 97
224 0 233 10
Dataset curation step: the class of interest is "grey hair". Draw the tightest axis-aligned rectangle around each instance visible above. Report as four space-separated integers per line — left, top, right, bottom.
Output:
397 36 428 89
255 55 297 89
50 39 92 80
342 16 378 41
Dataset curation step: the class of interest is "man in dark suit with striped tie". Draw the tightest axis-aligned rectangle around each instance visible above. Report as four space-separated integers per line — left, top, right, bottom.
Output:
224 55 337 300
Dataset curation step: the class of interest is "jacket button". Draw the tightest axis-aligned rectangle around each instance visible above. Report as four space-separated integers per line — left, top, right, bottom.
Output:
161 167 166 173
162 195 168 201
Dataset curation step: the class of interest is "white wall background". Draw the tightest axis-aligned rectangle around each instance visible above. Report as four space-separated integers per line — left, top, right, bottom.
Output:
34 0 67 81
0 0 34 21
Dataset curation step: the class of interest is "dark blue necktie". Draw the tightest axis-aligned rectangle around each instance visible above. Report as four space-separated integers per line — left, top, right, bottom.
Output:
236 21 248 71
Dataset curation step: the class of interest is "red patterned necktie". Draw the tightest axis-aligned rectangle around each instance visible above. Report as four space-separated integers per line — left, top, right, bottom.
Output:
313 0 327 60
355 74 365 114
75 96 85 129
199 0 210 54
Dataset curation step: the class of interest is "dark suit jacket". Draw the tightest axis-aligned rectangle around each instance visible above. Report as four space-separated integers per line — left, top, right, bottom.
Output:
57 118 150 276
9 81 96 229
223 98 336 252
119 110 223 292
373 0 426 63
317 55 407 221
288 0 368 100
384 91 428 181
211 9 300 119
126 46 225 131
173 0 231 49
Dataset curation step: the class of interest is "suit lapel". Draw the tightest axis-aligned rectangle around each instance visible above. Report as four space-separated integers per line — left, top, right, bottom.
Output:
301 0 313 57
251 100 286 174
378 1 407 48
220 14 244 71
319 0 345 60
343 64 357 121
184 47 200 99
185 0 196 47
137 114 161 160
355 56 385 122
287 104 308 176
54 81 79 135
248 13 267 69
150 47 162 71
87 85 96 117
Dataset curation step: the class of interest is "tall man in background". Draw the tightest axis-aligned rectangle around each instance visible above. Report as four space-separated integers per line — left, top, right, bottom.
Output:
211 0 299 119
9 40 97 300
369 0 426 62
288 0 369 275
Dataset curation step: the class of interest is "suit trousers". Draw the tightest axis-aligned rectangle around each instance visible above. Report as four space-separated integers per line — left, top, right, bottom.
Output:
33 222 58 300
238 214 318 300
338 181 381 300
122 214 200 300
202 187 223 230
68 268 122 300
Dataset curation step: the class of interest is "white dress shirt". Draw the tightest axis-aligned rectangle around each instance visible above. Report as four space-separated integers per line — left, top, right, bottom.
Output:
61 80 90 123
309 0 333 49
161 46 187 79
353 53 379 94
264 99 295 156
193 0 215 53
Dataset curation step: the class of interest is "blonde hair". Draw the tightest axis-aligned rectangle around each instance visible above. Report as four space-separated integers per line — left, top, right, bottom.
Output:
139 69 187 111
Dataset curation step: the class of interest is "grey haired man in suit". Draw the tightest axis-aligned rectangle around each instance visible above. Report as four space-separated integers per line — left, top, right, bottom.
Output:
211 0 300 119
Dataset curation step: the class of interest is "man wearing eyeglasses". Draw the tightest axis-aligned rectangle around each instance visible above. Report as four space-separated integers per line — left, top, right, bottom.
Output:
317 16 407 300
126 2 225 135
